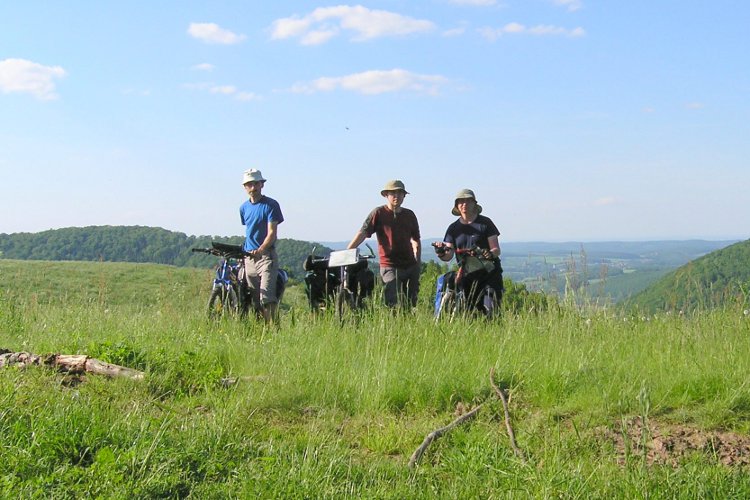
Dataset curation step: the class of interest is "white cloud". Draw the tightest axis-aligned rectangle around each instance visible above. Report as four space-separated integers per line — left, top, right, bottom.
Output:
443 21 469 37
210 85 237 95
188 23 246 45
191 63 215 72
235 91 259 102
448 0 497 5
0 58 66 100
442 27 466 37
290 69 449 96
552 0 583 12
270 5 434 45
479 23 585 40
686 102 705 109
184 82 259 101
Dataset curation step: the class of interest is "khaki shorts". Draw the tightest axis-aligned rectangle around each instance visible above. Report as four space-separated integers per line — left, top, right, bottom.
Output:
243 249 279 306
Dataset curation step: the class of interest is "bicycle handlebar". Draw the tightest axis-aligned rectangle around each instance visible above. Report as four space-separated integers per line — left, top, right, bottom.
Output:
454 247 480 256
191 246 249 259
432 242 493 260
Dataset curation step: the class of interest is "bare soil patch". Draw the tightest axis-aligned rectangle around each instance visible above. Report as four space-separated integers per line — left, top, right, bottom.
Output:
599 417 750 467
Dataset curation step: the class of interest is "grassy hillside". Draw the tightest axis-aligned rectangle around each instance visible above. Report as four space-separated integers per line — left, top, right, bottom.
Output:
625 239 750 313
2 260 750 496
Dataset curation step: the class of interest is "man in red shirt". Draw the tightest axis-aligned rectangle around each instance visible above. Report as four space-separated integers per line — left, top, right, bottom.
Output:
347 180 422 308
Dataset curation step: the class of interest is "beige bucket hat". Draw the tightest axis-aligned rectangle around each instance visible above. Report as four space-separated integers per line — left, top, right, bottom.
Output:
380 180 409 196
241 169 266 185
452 188 483 216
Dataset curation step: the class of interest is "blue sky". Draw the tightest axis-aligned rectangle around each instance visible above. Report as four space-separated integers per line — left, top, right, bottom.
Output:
1 1 748 243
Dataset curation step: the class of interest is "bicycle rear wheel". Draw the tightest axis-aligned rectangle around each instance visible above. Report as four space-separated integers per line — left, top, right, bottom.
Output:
482 287 498 319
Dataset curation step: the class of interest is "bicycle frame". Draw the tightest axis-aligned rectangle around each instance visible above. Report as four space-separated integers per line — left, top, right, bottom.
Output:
213 258 240 291
326 246 376 321
434 246 499 321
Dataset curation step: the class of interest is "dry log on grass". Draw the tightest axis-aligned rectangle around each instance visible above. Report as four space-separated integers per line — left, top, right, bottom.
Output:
489 367 525 462
0 349 144 380
408 404 483 468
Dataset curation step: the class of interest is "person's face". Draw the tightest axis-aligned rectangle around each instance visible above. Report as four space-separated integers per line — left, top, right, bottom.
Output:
244 180 264 196
384 190 405 209
455 198 476 217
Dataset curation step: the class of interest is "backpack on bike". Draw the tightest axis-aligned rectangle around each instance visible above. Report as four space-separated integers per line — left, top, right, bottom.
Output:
353 265 375 302
434 271 456 317
303 255 340 309
343 258 374 301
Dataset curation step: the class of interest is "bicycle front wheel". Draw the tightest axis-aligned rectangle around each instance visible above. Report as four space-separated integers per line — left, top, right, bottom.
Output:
208 286 239 319
208 287 225 319
435 289 455 322
335 289 353 323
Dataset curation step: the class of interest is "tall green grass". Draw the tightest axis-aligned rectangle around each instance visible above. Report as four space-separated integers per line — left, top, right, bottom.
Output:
2 259 750 497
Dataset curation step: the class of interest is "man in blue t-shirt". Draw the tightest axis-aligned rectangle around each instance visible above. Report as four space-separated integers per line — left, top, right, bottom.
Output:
239 168 284 322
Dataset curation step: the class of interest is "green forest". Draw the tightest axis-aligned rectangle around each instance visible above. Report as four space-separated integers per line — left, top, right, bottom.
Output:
625 239 750 313
0 226 330 280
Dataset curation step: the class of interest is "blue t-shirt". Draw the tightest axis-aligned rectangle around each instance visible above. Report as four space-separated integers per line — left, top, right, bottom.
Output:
239 196 284 251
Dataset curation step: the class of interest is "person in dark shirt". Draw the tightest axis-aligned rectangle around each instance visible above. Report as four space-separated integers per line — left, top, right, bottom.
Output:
433 188 503 312
347 180 421 308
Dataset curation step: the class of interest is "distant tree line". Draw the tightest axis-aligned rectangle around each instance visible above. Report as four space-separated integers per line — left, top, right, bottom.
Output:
0 226 331 280
625 239 750 313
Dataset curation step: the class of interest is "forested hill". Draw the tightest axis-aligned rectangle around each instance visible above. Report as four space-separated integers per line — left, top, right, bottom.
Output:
0 226 332 279
625 238 750 313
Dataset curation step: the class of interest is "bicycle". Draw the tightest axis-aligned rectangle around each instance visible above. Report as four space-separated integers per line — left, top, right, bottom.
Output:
192 241 288 320
303 246 341 312
326 246 376 322
433 244 501 321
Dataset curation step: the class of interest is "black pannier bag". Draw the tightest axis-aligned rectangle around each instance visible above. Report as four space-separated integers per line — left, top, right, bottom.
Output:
303 255 340 310
346 259 375 302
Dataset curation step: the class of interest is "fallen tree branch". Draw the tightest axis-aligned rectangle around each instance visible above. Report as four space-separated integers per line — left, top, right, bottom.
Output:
408 404 482 468
0 349 144 380
489 367 525 462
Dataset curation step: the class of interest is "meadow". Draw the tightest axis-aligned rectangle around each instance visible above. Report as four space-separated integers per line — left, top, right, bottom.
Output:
1 259 750 498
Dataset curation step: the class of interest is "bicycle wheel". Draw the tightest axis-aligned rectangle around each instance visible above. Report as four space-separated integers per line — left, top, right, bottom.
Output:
237 283 251 318
225 286 239 316
435 289 455 322
335 288 353 323
207 287 226 319
482 287 497 319
208 286 239 319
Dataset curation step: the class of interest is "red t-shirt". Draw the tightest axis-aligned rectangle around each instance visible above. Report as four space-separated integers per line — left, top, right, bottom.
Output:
361 205 420 268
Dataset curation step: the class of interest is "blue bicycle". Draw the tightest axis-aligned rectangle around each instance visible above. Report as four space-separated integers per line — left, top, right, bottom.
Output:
192 242 288 319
